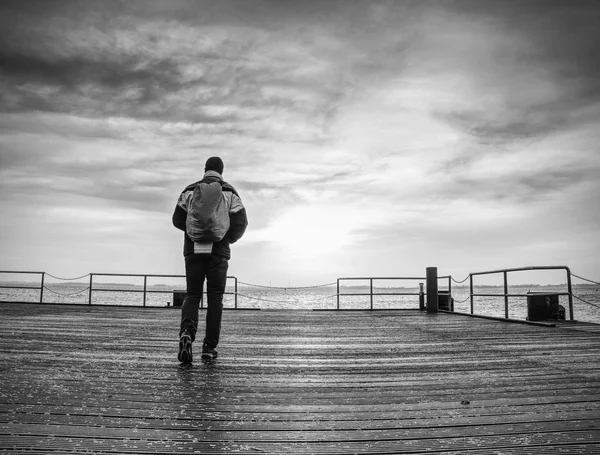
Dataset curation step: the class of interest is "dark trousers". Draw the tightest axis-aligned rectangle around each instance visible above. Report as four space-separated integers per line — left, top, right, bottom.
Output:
180 254 229 349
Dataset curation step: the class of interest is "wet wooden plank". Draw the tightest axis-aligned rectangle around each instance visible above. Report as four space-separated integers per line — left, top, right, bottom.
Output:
1 431 599 454
1 303 599 454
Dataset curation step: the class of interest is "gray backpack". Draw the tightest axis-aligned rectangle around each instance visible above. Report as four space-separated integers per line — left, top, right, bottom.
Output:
186 181 230 242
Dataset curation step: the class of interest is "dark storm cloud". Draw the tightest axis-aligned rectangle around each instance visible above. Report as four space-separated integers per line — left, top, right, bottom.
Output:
0 154 180 212
0 1 253 126
1 0 599 199
437 108 573 145
434 0 600 145
0 47 247 126
0 0 413 127
0 50 179 94
442 164 599 205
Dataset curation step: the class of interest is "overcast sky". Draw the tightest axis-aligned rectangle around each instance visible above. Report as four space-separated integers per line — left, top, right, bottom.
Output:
1 0 599 286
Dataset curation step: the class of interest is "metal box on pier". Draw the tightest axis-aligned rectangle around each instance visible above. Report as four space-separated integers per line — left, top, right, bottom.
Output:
438 290 454 311
172 290 186 307
527 292 565 321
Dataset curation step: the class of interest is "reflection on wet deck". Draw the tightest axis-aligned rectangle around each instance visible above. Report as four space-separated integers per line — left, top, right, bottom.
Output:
1 303 599 453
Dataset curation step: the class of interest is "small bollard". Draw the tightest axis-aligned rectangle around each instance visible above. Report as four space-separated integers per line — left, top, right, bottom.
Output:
419 283 425 311
426 267 438 314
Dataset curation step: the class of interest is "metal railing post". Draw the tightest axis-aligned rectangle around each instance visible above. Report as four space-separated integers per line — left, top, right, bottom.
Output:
235 277 238 309
448 276 452 310
40 272 45 304
337 279 340 310
503 271 509 319
566 267 574 320
469 274 474 314
426 267 438 313
143 275 147 307
88 274 93 305
370 278 373 310
419 283 425 311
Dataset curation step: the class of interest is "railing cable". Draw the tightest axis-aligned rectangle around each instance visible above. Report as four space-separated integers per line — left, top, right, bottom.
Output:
453 295 471 304
572 293 600 310
237 281 336 290
451 275 470 284
43 286 90 296
236 292 338 304
571 273 600 286
45 273 91 281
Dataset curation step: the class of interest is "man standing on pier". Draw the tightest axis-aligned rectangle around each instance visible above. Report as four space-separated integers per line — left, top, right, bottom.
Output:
172 157 248 363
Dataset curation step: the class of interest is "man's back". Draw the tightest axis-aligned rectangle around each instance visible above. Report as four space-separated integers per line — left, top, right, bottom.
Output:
172 171 247 259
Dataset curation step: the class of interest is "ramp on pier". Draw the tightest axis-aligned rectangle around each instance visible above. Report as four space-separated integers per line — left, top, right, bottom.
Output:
1 303 599 454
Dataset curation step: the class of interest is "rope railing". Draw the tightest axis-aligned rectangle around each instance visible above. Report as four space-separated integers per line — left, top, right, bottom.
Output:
571 273 600 286
573 293 600 309
451 275 470 284
236 292 338 304
569 272 599 310
1 269 598 320
43 286 90 297
45 273 91 281
237 281 336 290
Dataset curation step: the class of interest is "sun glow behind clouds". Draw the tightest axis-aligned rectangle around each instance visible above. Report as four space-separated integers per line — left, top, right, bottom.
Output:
248 204 369 259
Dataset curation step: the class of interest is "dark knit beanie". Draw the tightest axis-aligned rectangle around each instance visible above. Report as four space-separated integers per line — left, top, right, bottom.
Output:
205 156 224 174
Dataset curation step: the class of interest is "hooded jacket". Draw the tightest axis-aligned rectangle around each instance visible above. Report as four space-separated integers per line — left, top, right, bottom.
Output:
172 171 248 259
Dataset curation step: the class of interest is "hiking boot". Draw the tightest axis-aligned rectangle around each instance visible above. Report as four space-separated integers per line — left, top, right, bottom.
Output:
201 343 218 361
178 332 193 364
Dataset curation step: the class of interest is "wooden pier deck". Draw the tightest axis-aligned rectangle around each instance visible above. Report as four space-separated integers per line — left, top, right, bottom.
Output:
1 303 599 454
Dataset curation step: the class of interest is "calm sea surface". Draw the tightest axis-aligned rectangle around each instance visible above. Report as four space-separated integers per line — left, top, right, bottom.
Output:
1 280 599 323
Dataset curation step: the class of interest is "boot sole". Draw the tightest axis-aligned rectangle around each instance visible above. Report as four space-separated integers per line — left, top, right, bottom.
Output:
178 337 193 364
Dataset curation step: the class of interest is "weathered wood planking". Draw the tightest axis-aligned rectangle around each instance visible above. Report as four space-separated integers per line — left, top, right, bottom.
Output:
1 303 599 454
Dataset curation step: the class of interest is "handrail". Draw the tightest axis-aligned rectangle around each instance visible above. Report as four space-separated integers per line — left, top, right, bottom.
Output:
89 273 238 308
0 271 479 311
0 271 45 304
336 276 425 310
0 270 46 274
0 270 239 308
0 267 588 316
468 265 573 320
439 275 452 307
